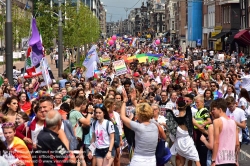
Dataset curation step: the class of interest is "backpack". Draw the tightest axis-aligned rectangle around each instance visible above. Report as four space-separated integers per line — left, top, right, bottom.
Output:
93 120 120 149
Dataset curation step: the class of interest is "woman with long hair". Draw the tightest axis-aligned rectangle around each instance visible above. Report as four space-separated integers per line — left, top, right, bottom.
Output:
221 77 233 94
104 98 123 166
1 97 20 123
88 105 115 166
2 122 33 166
238 88 250 111
215 73 224 91
232 74 242 95
204 89 214 110
84 82 93 99
223 84 238 102
18 92 31 115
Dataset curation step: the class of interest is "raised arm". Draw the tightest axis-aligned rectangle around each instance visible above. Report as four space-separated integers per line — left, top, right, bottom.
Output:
120 98 131 129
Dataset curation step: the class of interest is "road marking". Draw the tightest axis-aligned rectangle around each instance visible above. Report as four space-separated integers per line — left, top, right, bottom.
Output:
240 149 250 159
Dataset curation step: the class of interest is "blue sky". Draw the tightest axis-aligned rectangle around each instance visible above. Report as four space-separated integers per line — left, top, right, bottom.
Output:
102 0 143 22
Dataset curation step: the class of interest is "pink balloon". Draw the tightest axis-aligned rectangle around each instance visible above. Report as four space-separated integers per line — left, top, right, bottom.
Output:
155 39 160 45
109 40 114 45
112 35 117 41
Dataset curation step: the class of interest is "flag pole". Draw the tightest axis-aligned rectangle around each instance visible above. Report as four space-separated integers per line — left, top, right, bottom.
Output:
23 17 33 76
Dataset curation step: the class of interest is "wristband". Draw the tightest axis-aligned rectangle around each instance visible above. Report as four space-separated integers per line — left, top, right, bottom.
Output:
88 112 93 115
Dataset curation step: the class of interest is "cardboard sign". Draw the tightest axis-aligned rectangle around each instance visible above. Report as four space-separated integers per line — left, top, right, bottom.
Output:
162 57 170 67
193 60 201 67
218 54 225 61
102 54 111 65
113 60 128 76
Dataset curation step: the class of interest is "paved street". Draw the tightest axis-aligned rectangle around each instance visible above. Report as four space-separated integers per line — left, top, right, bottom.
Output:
0 55 69 80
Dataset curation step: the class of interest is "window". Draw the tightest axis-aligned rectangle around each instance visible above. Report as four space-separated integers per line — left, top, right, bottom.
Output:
162 26 165 31
172 21 175 30
223 7 226 24
228 6 231 23
242 16 246 29
162 15 165 21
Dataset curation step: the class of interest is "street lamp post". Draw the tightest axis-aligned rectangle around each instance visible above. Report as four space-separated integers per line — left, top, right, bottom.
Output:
58 0 63 77
5 0 13 84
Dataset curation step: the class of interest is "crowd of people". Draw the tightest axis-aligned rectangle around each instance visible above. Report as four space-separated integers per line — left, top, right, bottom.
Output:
0 40 249 166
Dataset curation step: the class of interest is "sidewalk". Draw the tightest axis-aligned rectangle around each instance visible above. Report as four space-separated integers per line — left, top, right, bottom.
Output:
0 55 69 80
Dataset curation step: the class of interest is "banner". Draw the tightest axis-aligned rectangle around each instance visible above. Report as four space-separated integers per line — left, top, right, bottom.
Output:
113 60 127 76
102 54 111 65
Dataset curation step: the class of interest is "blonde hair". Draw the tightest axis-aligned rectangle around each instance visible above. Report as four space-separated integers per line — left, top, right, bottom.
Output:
194 96 204 103
135 103 153 122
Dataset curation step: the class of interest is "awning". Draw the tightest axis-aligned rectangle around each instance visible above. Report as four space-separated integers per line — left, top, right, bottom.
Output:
226 32 238 44
234 30 250 45
209 32 227 41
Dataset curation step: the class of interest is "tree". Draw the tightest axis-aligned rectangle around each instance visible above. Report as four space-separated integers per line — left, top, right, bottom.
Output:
63 2 100 48
12 5 31 51
35 1 57 49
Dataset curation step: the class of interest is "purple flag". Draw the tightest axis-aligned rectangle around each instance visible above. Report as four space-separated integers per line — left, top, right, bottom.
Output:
29 18 43 67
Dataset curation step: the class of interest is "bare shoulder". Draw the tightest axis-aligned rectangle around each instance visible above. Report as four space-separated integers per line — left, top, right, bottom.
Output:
213 118 222 126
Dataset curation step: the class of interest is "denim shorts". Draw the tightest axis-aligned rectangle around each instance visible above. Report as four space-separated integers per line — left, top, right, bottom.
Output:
94 147 115 158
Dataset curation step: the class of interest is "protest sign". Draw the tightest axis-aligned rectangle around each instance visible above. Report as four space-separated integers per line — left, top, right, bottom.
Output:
113 60 127 76
193 60 201 67
162 57 170 67
102 54 111 65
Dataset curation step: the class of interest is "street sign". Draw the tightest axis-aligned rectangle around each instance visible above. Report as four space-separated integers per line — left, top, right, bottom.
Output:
197 39 202 46
22 37 29 50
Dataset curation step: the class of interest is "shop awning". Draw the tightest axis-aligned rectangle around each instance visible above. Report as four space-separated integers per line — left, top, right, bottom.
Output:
234 30 250 45
209 32 227 41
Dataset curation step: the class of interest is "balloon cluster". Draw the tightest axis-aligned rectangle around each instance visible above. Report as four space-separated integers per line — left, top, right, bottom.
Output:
108 35 117 46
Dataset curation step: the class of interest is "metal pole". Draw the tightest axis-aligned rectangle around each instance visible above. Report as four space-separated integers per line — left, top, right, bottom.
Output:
76 0 80 64
5 0 13 84
58 0 63 77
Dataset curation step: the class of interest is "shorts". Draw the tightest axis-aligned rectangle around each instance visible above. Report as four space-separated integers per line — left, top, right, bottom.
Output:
94 147 115 158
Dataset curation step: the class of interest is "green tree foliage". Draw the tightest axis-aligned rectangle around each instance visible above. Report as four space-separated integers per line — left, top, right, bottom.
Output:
33 1 100 49
12 5 31 50
62 2 100 48
35 1 58 49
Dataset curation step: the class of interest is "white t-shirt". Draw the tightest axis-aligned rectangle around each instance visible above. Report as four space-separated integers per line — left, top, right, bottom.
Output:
31 124 44 144
111 111 123 136
238 97 248 109
223 93 238 102
166 100 176 111
226 107 247 142
191 107 198 117
0 124 5 142
198 88 206 95
91 119 115 149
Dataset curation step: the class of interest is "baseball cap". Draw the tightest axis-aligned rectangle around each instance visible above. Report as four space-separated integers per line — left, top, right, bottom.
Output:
133 72 140 77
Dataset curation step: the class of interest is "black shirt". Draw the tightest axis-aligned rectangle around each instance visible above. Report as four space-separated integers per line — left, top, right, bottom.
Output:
36 127 71 166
